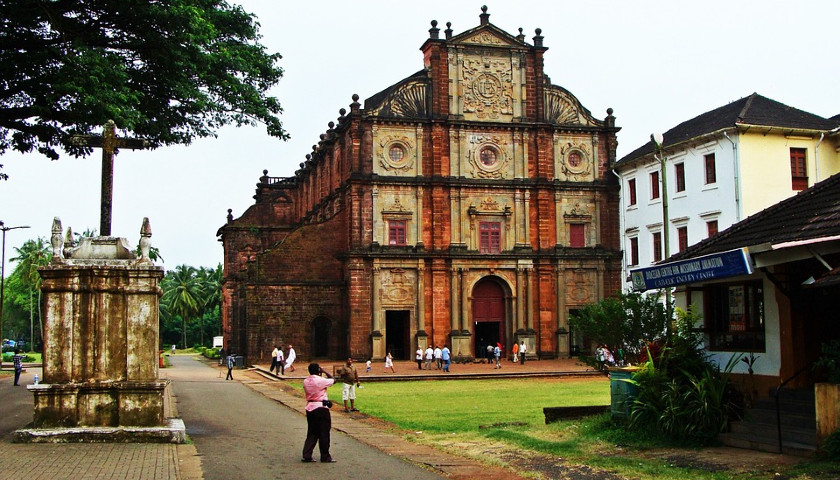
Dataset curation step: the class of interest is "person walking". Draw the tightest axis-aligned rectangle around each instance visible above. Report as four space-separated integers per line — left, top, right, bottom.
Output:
285 344 296 373
486 344 494 363
12 348 24 386
512 341 519 363
384 351 395 373
493 343 502 369
225 352 235 380
441 344 451 372
415 347 423 370
270 345 279 374
424 346 433 370
433 345 442 370
275 345 285 375
301 363 336 463
519 341 527 365
340 358 360 412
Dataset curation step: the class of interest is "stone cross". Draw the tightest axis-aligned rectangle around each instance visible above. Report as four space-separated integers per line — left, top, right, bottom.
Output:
69 120 150 236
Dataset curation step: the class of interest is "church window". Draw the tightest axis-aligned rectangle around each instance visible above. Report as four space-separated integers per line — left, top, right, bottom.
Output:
569 223 585 247
677 226 688 251
479 222 501 253
479 147 498 167
388 145 406 164
388 220 406 245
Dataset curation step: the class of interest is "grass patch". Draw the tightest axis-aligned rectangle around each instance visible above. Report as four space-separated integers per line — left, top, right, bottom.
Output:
308 377 832 480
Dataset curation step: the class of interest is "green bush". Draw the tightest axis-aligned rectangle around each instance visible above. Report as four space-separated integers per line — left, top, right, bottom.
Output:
626 306 741 444
822 428 840 460
1 352 37 362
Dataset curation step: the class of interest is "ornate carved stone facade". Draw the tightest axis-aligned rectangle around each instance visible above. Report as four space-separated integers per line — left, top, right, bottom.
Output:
218 8 622 364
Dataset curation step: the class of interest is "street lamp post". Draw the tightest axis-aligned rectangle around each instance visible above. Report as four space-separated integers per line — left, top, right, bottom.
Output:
0 221 31 367
651 134 672 338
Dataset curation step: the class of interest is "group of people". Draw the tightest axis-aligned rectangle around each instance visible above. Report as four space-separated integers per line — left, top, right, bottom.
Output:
417 344 451 372
595 344 622 371
483 340 528 367
269 344 297 375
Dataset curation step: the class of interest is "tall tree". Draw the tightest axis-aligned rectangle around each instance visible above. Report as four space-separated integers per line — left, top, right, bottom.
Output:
10 238 51 350
161 265 203 349
0 0 288 172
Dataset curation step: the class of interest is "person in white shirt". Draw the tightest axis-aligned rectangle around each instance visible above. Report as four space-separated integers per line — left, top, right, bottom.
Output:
275 346 285 375
424 346 433 370
433 346 443 369
285 344 297 372
415 347 423 370
519 340 527 365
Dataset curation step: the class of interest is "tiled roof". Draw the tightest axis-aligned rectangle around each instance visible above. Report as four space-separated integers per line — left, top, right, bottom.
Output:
617 93 837 165
667 172 840 262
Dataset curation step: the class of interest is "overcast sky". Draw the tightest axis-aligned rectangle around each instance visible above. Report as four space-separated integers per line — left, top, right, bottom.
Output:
1 1 838 271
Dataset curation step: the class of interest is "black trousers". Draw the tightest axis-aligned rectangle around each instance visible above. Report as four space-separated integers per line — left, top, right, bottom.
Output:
14 368 21 385
302 407 332 461
226 367 233 380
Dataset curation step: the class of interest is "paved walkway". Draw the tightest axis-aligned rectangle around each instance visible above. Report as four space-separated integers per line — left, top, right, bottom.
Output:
0 357 601 479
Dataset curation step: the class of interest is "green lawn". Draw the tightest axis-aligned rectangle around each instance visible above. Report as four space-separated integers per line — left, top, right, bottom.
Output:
309 377 836 480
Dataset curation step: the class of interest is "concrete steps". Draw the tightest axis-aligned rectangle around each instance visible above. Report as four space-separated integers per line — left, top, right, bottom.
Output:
720 388 817 456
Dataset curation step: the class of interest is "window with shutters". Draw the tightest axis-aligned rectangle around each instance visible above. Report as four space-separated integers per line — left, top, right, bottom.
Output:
790 148 807 191
479 222 501 253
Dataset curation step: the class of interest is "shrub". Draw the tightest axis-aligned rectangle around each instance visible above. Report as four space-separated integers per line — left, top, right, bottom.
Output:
626 306 741 444
814 340 840 384
822 428 840 460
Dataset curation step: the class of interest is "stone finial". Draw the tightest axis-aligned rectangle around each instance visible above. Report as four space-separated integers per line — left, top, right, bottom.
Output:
138 217 152 263
429 20 440 39
479 6 490 25
50 217 63 261
350 94 361 113
517 28 525 42
63 226 74 258
227 209 233 223
533 28 544 47
328 121 335 130
605 108 615 128
445 22 453 40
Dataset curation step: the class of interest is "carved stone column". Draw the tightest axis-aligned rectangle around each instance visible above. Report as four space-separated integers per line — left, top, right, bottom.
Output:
526 267 534 332
554 191 563 247
556 263 569 357
371 187 379 244
372 264 384 359
523 190 531 247
460 268 470 332
515 267 525 331
450 267 460 332
416 260 427 351
514 190 524 246
415 187 424 247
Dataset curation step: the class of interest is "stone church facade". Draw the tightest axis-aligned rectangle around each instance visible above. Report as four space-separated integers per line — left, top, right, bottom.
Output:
218 8 622 364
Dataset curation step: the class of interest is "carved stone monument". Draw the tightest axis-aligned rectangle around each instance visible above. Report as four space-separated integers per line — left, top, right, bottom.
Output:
14 217 183 443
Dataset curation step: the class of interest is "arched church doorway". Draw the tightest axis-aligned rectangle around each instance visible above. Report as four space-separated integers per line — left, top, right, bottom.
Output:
311 317 331 358
472 278 506 359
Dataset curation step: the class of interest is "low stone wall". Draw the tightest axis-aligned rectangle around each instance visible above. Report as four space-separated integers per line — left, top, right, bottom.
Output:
543 405 609 424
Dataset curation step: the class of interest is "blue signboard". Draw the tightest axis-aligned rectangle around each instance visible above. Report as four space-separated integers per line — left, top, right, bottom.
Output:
630 247 753 292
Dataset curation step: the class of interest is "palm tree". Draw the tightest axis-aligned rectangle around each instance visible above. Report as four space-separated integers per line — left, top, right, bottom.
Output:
161 265 203 349
197 264 223 338
10 238 51 350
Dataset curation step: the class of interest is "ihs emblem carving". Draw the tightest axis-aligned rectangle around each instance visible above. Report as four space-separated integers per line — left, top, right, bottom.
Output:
462 58 513 119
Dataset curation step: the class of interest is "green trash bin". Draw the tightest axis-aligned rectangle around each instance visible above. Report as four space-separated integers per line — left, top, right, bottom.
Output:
609 366 639 420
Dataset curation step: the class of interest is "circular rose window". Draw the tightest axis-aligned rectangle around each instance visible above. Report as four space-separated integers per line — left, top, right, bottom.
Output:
479 147 498 167
389 145 405 164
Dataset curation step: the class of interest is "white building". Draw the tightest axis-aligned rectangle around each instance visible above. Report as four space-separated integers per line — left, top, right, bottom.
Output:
614 93 840 290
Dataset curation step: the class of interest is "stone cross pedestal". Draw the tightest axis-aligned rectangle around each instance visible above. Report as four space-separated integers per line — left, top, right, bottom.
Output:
14 217 183 443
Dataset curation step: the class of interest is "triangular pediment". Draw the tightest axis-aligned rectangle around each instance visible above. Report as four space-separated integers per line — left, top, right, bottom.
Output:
451 24 527 48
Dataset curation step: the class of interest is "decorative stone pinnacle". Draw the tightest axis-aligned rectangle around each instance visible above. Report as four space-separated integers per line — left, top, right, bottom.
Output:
138 217 152 263
50 217 63 261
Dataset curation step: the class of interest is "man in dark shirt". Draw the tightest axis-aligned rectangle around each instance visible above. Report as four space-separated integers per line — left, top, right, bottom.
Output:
339 358 361 412
12 349 24 386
